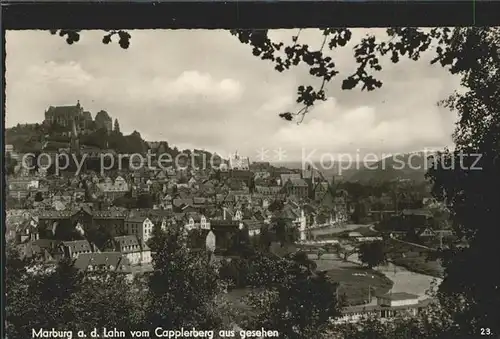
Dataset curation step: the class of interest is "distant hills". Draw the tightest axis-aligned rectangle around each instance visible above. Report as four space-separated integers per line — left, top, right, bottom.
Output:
7 123 437 183
347 152 436 183
277 151 437 183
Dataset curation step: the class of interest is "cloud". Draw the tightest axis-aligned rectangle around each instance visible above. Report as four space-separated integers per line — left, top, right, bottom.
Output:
5 29 462 160
27 61 94 87
128 71 243 105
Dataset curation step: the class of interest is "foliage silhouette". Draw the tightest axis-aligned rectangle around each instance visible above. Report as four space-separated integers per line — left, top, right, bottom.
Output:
46 27 500 336
358 241 387 269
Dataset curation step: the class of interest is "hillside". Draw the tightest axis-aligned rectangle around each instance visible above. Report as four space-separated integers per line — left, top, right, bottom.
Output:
5 124 222 170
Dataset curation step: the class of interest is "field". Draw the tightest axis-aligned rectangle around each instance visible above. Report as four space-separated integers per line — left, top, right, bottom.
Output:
315 258 393 305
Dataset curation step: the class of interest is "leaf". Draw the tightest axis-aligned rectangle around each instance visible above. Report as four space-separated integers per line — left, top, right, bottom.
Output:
102 35 112 44
341 77 357 90
279 112 294 121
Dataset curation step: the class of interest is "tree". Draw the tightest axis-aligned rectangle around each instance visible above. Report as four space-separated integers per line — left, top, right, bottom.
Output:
84 223 114 250
137 193 154 208
5 251 83 339
258 224 273 251
147 221 168 253
67 271 144 334
268 199 284 212
34 191 44 202
246 260 341 339
272 218 293 244
352 200 369 223
288 250 318 273
6 241 145 339
113 194 136 208
113 118 121 134
317 247 326 260
358 241 386 269
425 28 500 335
145 224 225 331
6 224 231 338
5 152 18 175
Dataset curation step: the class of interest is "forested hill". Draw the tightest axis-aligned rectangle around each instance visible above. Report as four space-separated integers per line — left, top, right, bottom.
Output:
5 124 216 162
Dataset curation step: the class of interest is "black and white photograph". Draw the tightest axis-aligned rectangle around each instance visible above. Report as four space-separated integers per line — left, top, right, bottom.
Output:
3 23 500 339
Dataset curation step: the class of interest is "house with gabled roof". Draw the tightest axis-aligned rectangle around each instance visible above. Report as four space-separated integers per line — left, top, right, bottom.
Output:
184 213 210 232
124 215 154 242
112 235 151 265
416 227 436 238
279 173 301 186
60 239 94 259
20 239 61 262
243 220 263 237
73 252 132 273
16 218 40 243
283 178 309 199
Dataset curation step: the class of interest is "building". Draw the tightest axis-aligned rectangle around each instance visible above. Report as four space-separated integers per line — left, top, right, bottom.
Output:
228 152 250 171
73 252 132 273
60 240 94 259
283 178 309 199
400 209 433 227
254 185 283 197
97 176 130 200
19 239 61 262
93 208 129 236
184 213 211 232
124 215 154 243
16 218 40 243
210 220 241 252
7 177 39 199
243 220 262 237
44 101 93 130
333 294 435 324
377 292 420 308
206 230 216 252
112 235 152 265
273 204 307 241
278 173 301 186
94 110 113 132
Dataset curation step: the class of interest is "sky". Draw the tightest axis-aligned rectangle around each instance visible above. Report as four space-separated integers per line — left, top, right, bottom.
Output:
5 29 461 162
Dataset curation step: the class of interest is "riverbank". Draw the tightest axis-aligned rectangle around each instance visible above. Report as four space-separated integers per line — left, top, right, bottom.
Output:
391 257 444 278
347 253 442 300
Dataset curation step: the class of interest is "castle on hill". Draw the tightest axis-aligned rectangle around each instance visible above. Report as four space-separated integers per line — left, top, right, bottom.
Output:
43 100 113 134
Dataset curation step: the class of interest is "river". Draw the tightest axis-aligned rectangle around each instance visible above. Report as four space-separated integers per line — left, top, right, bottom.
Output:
347 253 442 302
